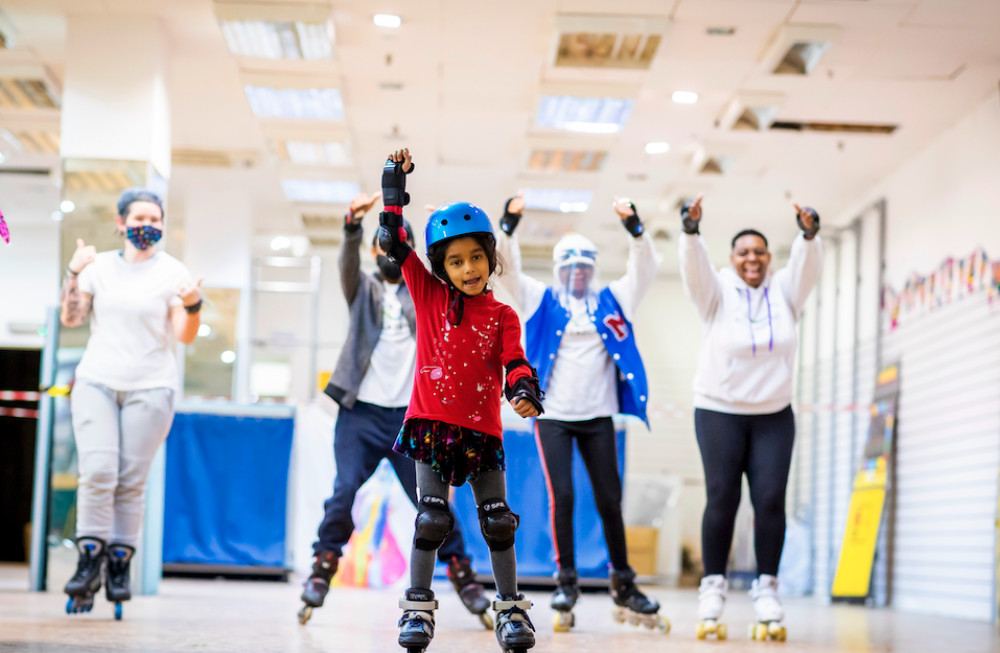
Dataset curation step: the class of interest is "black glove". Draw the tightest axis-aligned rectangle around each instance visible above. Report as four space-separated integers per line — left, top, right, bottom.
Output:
797 206 820 240
680 201 699 235
344 212 361 233
377 211 412 264
621 202 644 238
381 157 414 209
503 359 544 415
499 197 522 236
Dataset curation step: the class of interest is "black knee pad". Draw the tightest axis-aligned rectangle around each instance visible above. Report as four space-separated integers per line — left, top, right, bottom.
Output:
478 498 519 552
414 495 454 551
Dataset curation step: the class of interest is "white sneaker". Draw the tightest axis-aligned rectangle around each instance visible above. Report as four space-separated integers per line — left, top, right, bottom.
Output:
750 574 784 623
697 574 727 621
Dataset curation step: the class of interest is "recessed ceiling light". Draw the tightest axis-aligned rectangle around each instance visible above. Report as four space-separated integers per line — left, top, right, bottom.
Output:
672 91 698 105
270 235 291 251
60 200 75 213
644 141 670 154
198 324 212 337
51 210 63 222
220 350 236 364
373 14 401 28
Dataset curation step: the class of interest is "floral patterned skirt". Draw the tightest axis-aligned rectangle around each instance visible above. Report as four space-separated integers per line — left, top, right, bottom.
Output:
393 418 505 487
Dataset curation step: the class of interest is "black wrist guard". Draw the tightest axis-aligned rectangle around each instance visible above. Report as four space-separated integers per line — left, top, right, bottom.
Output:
504 360 544 415
184 299 203 314
344 213 361 232
622 202 644 238
499 197 522 236
377 211 412 263
381 158 413 209
680 201 700 235
797 206 820 240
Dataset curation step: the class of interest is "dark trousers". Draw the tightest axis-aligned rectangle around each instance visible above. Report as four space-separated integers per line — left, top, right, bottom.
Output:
535 417 630 572
694 405 795 576
313 401 466 561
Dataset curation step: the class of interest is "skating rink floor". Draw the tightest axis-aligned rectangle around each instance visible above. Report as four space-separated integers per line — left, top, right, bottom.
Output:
1 563 998 653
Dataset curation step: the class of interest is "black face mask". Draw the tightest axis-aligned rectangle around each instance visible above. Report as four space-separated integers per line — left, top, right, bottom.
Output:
376 254 402 281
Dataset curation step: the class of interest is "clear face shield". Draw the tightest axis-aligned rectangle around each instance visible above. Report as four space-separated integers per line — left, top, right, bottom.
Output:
552 240 599 301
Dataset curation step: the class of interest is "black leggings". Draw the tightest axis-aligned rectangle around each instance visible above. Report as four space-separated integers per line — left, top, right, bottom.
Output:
695 406 795 577
535 417 629 572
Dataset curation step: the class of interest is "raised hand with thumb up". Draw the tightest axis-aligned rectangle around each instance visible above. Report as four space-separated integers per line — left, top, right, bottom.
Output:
68 239 97 275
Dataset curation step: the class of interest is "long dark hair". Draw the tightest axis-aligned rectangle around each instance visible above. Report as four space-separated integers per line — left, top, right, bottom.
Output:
426 233 504 286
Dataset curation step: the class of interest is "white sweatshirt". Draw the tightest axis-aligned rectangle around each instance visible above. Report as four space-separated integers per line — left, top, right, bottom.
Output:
679 232 823 415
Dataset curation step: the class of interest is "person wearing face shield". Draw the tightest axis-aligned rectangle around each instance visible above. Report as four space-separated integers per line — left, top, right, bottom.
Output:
59 187 202 619
300 192 489 628
678 195 822 642
496 194 664 633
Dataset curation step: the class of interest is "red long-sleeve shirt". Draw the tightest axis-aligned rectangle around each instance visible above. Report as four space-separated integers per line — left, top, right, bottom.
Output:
400 251 532 439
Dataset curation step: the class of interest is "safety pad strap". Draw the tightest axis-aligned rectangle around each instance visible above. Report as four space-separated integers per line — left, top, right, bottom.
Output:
399 599 438 610
492 599 532 612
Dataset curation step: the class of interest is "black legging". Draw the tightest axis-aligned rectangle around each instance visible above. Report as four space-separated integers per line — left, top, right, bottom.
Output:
535 417 629 571
695 405 795 576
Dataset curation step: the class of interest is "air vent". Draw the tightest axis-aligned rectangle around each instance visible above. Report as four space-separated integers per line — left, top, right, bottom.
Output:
553 15 668 70
378 81 404 91
64 170 142 191
300 213 342 229
172 148 259 168
527 149 607 173
307 235 340 248
718 92 784 131
761 25 840 77
0 78 58 109
556 33 661 69
0 129 60 154
770 121 897 134
706 27 736 36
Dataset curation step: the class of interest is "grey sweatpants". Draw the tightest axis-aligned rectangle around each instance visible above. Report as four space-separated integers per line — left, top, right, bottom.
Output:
71 379 175 546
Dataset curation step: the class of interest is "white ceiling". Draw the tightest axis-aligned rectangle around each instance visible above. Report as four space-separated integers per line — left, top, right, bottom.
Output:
3 0 1000 270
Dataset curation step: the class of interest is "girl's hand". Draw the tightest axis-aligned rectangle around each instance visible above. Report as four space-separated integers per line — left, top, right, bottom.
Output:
388 148 412 172
511 397 540 418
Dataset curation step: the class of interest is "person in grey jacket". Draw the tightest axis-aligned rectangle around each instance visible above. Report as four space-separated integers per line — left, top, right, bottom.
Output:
299 192 489 627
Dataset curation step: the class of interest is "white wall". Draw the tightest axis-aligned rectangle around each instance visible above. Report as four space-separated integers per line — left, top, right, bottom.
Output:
0 221 60 349
802 90 1000 621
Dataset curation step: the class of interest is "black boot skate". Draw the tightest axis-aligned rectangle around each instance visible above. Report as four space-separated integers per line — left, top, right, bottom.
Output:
609 567 670 633
398 587 437 652
298 550 338 624
105 543 134 620
493 594 535 652
550 567 579 632
446 555 492 629
64 536 106 615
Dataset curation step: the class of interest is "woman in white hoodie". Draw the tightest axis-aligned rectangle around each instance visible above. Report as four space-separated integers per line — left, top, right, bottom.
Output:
678 195 822 641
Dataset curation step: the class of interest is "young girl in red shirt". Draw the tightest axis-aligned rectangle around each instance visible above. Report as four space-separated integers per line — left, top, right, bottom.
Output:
377 148 543 653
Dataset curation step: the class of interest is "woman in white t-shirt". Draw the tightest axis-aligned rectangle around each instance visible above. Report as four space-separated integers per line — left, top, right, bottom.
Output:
59 187 202 618
678 196 822 641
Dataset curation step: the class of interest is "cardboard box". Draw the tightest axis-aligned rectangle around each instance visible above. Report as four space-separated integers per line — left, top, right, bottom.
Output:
626 526 659 576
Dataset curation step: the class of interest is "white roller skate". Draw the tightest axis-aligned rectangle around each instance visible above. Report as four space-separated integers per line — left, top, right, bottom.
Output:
748 574 786 642
609 567 670 633
696 574 728 640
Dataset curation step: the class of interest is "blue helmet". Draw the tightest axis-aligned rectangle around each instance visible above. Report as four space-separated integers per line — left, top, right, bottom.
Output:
424 202 494 253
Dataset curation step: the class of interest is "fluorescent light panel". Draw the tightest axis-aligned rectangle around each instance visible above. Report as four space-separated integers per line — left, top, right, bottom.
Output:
644 141 670 154
220 19 332 59
536 96 633 134
284 140 351 165
282 179 360 203
555 33 661 69
521 189 593 213
245 85 343 120
0 78 58 109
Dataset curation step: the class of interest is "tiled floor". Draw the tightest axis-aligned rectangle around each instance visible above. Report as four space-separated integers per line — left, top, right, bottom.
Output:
0 564 997 652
